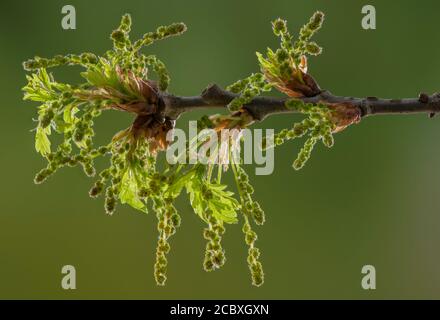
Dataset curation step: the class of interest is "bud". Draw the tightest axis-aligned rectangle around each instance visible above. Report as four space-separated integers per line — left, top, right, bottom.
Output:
89 181 104 198
251 270 264 287
104 193 116 215
272 18 287 36
73 129 85 143
249 247 260 260
212 251 226 267
309 11 324 31
170 214 181 228
83 164 96 177
276 48 289 62
154 272 166 286
159 242 171 254
203 229 216 240
40 109 54 128
111 30 125 44
120 14 132 33
165 22 187 36
34 169 51 184
213 224 225 235
203 258 215 272
305 42 322 56
23 59 39 71
252 207 266 225
245 231 257 245
322 132 334 148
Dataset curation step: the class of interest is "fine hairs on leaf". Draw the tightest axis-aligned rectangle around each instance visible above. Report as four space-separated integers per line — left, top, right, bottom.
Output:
24 10 427 287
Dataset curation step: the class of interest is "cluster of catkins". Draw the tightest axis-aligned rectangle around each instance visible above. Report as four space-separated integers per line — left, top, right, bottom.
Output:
24 11 339 288
109 14 185 89
271 100 335 170
272 12 324 65
89 138 152 215
264 12 323 81
33 99 105 184
229 11 335 170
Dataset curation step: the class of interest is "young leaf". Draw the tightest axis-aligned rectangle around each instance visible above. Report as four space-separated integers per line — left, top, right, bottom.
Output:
119 168 147 212
35 126 51 156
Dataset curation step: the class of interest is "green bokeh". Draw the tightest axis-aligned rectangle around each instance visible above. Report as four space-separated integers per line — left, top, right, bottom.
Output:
1 0 440 299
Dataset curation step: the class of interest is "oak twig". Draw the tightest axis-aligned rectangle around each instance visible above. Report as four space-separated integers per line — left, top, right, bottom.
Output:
162 84 440 121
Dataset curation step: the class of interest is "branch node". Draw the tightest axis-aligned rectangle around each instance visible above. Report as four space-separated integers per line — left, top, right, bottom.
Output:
359 99 371 116
201 84 230 104
418 93 430 104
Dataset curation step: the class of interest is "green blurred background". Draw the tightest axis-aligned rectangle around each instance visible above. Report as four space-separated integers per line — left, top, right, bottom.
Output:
1 0 440 299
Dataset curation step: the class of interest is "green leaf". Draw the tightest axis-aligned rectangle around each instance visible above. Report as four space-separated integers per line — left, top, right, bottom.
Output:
209 184 239 223
186 178 239 224
63 105 78 125
186 179 205 220
166 169 196 198
81 65 108 87
80 58 120 90
35 126 51 156
119 168 147 212
23 69 58 102
208 200 237 224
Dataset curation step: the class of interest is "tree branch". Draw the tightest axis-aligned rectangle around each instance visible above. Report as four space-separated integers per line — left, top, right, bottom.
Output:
162 84 440 122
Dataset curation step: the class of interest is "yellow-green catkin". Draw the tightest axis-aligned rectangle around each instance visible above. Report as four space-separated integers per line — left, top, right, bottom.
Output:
154 198 181 286
233 165 265 286
203 212 226 271
227 73 272 112
243 218 264 286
